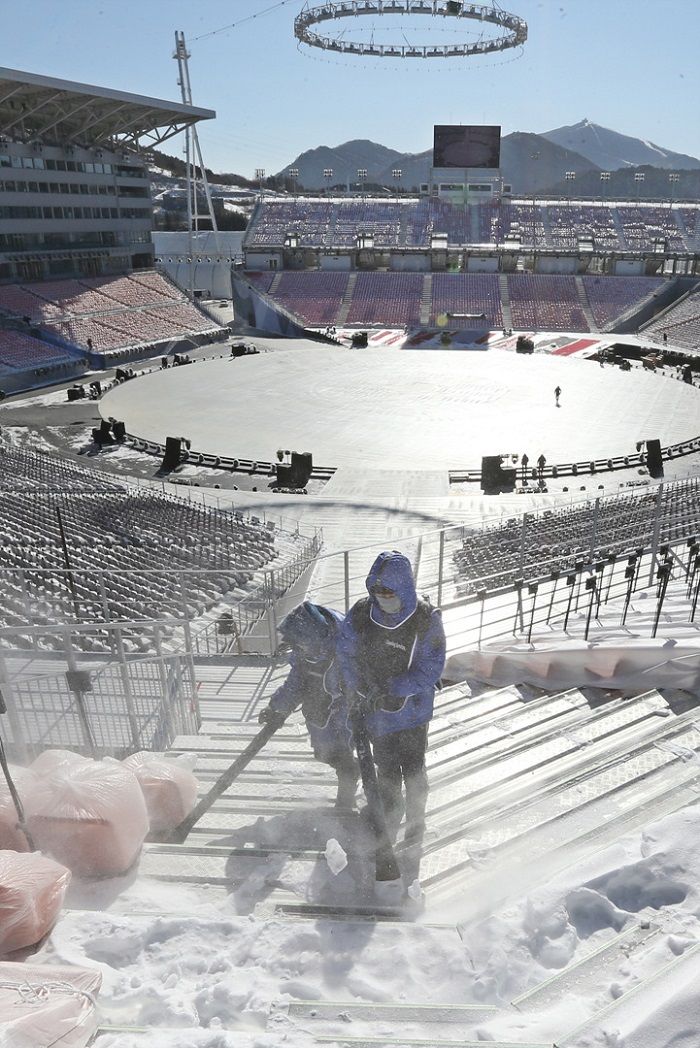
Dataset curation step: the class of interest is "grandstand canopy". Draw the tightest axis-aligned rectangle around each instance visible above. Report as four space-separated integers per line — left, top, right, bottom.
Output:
0 67 214 149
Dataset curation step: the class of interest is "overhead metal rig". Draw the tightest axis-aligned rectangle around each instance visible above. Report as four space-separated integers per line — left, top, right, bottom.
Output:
294 1 527 59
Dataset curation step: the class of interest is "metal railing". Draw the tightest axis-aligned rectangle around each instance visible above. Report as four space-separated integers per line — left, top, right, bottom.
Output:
0 618 199 762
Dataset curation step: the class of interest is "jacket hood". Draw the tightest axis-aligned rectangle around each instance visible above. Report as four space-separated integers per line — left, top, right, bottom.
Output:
279 602 341 658
365 550 418 628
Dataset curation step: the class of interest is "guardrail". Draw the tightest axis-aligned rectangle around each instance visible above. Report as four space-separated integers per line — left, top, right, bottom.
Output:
0 618 199 761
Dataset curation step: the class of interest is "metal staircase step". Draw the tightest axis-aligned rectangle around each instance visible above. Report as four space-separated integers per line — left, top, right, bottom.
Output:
511 918 661 1012
556 940 700 1047
286 1001 496 1023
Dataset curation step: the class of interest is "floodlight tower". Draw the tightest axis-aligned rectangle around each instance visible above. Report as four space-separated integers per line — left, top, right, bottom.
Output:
174 30 220 300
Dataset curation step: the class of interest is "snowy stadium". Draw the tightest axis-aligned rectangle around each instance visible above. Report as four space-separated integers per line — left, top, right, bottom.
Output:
1 7 700 1046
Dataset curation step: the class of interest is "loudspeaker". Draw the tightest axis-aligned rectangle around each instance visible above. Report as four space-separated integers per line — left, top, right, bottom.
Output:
99 419 114 444
646 438 663 477
275 463 294 487
500 467 517 489
481 456 516 494
162 436 182 471
91 427 107 445
481 455 503 492
291 451 313 485
112 420 126 442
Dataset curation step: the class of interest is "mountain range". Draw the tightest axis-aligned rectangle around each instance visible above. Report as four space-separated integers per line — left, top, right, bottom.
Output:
274 120 700 195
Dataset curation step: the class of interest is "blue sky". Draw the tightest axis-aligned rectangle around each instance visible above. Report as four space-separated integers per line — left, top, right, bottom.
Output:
2 0 699 178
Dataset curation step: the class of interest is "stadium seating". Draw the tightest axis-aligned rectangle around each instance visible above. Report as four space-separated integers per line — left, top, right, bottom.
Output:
345 272 424 326
0 446 307 653
508 274 588 331
273 271 349 326
0 272 222 359
451 478 700 597
245 198 700 254
641 286 700 349
582 275 666 329
616 205 685 252
430 274 502 327
0 330 78 370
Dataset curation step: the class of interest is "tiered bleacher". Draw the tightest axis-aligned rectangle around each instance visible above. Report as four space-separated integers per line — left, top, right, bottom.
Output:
616 205 686 253
0 272 222 363
430 274 502 327
0 330 80 371
508 274 588 331
273 271 349 326
246 197 700 252
253 269 677 334
0 446 312 653
641 286 700 351
582 275 665 329
452 479 700 597
345 272 424 326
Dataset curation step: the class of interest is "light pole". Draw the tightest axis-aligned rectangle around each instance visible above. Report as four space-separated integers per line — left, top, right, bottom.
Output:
323 167 334 195
289 167 299 196
669 172 680 210
255 168 266 200
357 168 368 196
565 170 576 201
634 171 645 202
600 171 610 201
392 167 402 200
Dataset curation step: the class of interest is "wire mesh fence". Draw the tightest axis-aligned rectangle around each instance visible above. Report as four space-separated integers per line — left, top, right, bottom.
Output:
0 621 199 761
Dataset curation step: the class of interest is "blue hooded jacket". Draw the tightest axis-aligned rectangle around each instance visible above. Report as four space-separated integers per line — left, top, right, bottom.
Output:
338 551 446 738
268 602 353 762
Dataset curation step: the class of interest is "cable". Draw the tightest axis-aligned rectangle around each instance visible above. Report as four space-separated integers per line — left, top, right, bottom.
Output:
193 0 299 42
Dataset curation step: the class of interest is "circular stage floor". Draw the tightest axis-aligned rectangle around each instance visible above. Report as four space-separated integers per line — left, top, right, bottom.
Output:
101 347 699 471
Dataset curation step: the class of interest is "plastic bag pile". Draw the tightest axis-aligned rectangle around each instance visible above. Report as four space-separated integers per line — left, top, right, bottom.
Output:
0 747 198 1045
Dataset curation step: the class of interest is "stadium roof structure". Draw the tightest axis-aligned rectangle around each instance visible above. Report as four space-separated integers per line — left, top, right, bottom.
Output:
0 67 215 149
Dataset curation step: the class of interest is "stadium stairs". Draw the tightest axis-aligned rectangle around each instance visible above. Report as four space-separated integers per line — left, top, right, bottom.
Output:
335 272 358 327
574 276 598 332
498 273 513 331
88 654 700 1047
419 273 432 326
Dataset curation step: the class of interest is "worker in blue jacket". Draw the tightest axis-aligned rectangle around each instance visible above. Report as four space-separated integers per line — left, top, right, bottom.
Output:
258 601 358 810
338 551 446 843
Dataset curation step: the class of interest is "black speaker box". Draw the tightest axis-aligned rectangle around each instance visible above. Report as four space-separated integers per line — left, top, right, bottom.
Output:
480 455 503 491
275 464 295 487
646 438 663 477
112 420 126 441
500 467 517 489
291 451 313 485
99 418 114 443
162 436 182 471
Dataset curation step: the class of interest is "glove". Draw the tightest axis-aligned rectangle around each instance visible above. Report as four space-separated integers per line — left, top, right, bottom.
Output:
354 685 383 715
258 707 286 728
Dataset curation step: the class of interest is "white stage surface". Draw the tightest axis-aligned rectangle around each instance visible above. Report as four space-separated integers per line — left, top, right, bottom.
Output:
101 347 699 470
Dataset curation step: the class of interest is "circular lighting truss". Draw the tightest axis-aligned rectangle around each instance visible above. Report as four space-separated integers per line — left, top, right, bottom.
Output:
294 1 527 59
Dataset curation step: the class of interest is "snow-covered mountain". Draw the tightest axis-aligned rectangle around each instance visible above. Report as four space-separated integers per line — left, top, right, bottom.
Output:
541 118 700 172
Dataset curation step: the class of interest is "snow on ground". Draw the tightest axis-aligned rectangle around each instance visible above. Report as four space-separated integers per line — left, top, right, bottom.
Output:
31 800 700 1047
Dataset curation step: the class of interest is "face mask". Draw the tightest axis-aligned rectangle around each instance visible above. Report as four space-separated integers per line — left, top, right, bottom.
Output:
375 593 401 614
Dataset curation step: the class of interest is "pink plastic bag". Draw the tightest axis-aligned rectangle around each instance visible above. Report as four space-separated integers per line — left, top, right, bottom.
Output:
0 961 101 1047
123 751 199 832
25 759 149 878
0 851 70 954
30 750 87 776
0 768 35 852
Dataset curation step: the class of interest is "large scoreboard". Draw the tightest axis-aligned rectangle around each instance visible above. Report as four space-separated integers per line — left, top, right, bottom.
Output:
433 125 501 169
